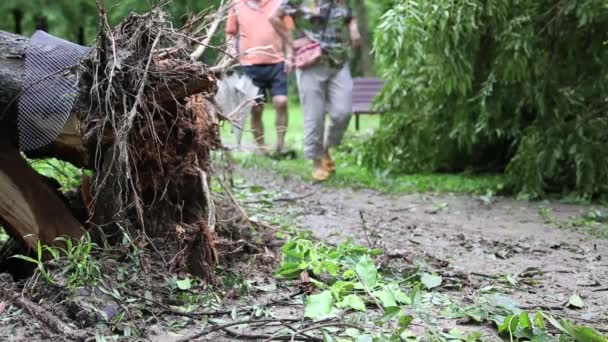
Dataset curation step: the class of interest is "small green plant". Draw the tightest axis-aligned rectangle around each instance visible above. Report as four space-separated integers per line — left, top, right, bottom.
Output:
13 233 102 289
561 209 608 238
52 233 102 289
538 206 556 225
12 239 55 284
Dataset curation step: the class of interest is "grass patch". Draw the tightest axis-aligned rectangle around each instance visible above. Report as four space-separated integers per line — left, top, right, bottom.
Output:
237 153 505 194
219 100 381 150
220 102 506 195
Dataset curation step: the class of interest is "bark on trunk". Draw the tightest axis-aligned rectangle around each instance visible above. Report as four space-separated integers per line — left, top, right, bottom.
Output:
0 31 27 125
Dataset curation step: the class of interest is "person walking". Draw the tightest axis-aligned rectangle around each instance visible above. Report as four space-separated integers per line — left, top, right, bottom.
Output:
225 0 295 154
270 0 360 181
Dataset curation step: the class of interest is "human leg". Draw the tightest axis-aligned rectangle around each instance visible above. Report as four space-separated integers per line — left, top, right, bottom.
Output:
242 65 273 152
296 64 330 180
272 95 288 152
325 64 353 151
250 102 266 151
270 63 289 152
323 64 353 172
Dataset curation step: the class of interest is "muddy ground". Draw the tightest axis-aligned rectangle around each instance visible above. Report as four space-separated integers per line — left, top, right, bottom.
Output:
1 165 607 341
238 166 608 328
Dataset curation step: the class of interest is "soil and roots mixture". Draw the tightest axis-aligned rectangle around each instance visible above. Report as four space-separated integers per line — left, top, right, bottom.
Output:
0 166 606 341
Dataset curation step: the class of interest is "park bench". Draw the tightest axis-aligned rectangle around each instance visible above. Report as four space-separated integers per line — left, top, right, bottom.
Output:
352 77 385 131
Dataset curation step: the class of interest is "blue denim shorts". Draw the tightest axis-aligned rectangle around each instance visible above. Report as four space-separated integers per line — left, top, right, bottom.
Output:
242 63 288 103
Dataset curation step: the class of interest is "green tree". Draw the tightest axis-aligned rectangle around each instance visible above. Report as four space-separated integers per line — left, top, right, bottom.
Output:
0 0 224 44
363 0 608 198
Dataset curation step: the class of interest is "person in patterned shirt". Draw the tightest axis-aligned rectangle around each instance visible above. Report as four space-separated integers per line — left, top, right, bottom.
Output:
270 0 361 181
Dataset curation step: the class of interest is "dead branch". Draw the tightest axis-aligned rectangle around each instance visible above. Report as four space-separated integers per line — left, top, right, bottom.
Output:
175 318 301 342
1 289 88 340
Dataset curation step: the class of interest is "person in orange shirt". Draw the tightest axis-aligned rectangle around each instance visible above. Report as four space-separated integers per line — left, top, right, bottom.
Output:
225 0 295 154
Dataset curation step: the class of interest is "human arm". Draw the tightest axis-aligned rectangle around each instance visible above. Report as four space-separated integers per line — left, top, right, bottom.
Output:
224 9 239 57
269 4 295 65
348 18 361 48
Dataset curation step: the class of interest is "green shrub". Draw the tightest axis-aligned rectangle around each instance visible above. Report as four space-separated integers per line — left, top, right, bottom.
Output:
363 0 608 199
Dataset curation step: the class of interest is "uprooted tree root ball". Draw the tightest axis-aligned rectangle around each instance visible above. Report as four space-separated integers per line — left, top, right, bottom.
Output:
75 8 225 280
0 2 250 283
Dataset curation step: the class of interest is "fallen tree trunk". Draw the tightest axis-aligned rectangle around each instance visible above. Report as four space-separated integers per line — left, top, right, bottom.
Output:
0 31 26 116
0 7 224 280
0 135 83 250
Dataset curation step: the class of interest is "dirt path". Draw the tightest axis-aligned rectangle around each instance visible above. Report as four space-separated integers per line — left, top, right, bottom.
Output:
240 166 608 326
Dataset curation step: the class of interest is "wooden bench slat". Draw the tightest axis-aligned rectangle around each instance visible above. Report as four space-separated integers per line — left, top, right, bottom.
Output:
351 77 385 130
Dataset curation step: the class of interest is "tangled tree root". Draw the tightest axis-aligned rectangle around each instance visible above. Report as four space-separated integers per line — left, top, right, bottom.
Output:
0 3 239 282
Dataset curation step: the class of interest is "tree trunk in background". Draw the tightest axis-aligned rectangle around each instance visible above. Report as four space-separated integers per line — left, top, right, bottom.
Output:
12 9 23 34
35 16 48 32
77 26 85 45
353 0 373 76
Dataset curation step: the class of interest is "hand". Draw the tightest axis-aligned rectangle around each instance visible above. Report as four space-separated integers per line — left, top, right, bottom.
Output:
351 37 361 49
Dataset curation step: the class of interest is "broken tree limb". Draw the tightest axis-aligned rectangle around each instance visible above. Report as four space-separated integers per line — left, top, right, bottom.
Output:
0 288 88 340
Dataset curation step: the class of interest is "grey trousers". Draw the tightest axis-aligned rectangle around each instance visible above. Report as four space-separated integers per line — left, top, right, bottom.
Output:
296 62 353 160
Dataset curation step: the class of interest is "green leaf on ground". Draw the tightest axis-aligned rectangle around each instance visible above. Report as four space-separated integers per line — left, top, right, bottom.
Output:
568 294 585 309
275 262 302 278
498 315 519 335
571 326 608 342
541 312 568 334
373 290 397 308
339 294 367 312
485 293 521 313
519 311 532 332
176 278 191 291
398 315 414 333
377 306 402 324
330 281 354 299
534 312 546 330
420 273 442 289
355 255 378 288
305 291 334 319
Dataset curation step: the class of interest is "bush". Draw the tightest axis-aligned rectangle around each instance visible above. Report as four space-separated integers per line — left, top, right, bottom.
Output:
363 0 608 199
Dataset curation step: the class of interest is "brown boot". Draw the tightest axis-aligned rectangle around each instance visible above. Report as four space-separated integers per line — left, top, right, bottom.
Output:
322 155 336 174
312 167 331 182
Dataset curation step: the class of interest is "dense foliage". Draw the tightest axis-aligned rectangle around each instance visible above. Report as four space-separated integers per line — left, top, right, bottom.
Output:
363 0 608 198
0 1 222 44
